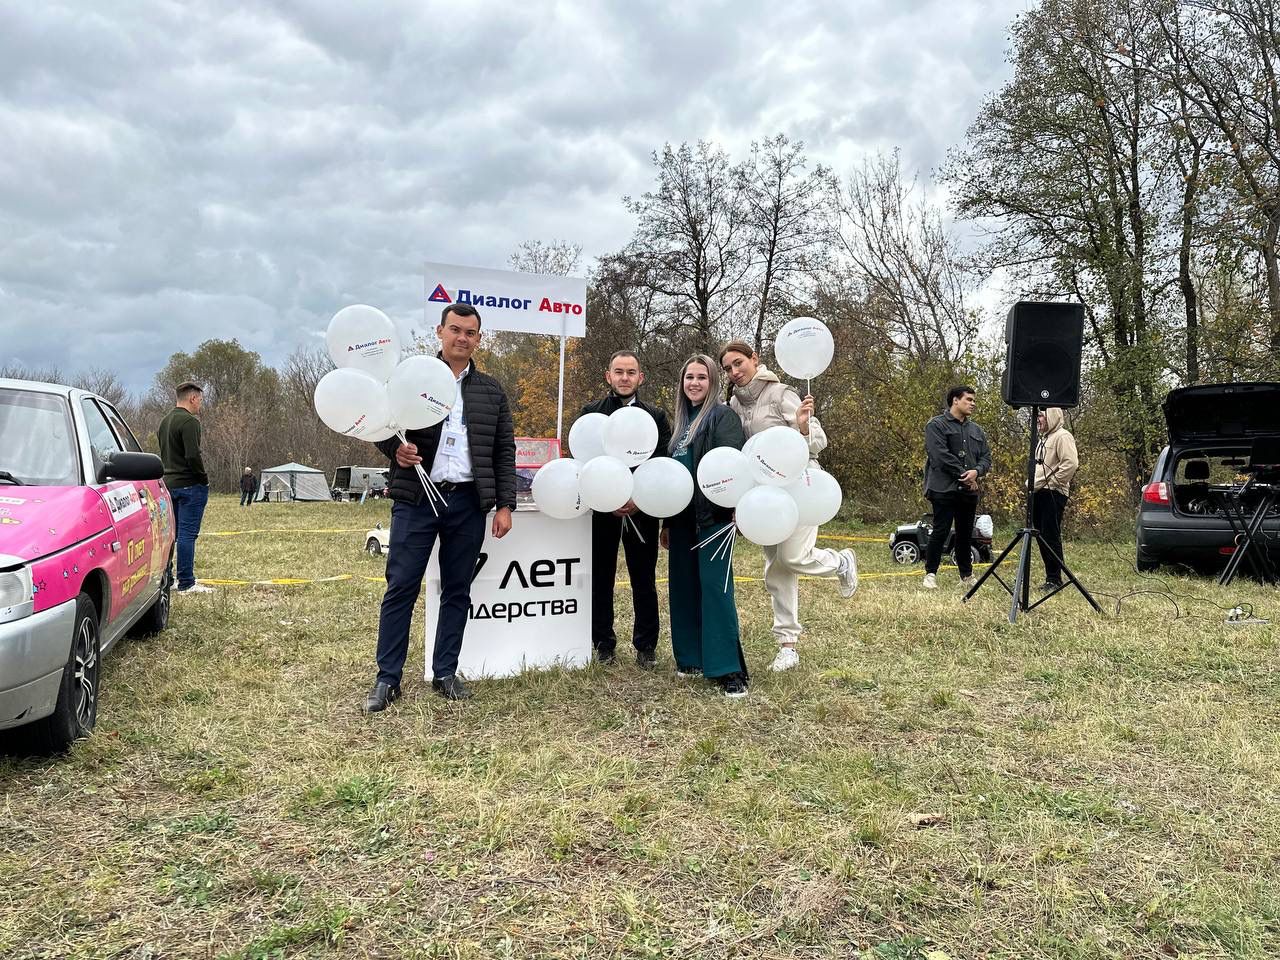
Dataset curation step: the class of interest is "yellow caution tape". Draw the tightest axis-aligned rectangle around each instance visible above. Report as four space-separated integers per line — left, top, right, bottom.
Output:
196 565 983 589
204 528 372 537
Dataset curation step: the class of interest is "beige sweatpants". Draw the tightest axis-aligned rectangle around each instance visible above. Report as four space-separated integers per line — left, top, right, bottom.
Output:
761 523 843 646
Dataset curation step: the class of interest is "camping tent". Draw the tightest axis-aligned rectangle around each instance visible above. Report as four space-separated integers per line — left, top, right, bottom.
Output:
257 462 331 502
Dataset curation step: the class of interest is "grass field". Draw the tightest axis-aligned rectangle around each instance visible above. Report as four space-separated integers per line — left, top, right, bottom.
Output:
2 495 1279 959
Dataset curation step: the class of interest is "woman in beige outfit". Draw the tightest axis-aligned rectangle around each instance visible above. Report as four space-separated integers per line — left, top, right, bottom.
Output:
719 340 858 672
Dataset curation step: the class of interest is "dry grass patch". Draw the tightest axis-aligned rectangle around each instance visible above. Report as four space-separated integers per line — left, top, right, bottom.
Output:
2 496 1279 958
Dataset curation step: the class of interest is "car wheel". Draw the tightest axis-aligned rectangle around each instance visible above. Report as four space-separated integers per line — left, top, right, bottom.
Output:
970 545 982 565
366 537 382 556
131 550 172 636
24 593 100 753
1136 557 1158 573
892 541 920 564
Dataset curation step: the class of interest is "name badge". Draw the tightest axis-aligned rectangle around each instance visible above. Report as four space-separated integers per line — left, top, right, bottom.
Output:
442 424 466 458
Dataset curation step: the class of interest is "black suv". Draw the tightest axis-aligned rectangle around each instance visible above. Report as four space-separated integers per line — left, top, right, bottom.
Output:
1135 382 1280 573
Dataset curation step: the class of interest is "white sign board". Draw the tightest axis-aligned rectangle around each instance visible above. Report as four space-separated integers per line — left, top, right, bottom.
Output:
424 261 587 337
424 509 592 680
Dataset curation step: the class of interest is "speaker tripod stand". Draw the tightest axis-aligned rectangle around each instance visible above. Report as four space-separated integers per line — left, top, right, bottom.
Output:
963 405 1102 623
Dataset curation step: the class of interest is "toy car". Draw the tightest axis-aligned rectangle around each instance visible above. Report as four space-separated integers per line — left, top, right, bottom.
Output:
1 378 175 751
365 522 389 556
889 513 994 565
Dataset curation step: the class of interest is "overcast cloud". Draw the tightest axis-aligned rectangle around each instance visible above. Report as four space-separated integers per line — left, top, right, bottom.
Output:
0 0 1027 393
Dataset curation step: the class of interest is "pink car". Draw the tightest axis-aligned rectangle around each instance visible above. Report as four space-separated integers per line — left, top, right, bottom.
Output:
0 379 175 751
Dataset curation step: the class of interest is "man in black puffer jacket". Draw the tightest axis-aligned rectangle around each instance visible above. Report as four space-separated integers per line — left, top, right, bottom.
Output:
364 302 516 711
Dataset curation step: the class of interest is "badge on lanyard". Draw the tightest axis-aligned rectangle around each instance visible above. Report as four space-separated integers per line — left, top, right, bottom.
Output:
442 421 465 459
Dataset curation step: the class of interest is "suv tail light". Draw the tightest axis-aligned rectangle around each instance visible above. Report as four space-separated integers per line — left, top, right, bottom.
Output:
1142 481 1170 505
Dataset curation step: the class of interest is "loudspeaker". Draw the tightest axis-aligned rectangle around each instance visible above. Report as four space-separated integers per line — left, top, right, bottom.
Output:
1001 301 1084 409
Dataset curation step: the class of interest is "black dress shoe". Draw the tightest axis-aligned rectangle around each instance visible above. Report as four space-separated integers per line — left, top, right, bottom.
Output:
595 649 617 665
636 649 657 670
364 681 401 713
431 675 473 701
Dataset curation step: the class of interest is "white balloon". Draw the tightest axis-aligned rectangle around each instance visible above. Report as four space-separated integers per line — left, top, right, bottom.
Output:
386 355 457 430
579 456 634 513
314 368 392 438
568 412 608 463
736 485 800 545
327 304 401 381
785 467 844 526
748 425 811 486
603 406 659 467
631 457 694 518
774 316 834 381
696 446 756 508
532 458 586 520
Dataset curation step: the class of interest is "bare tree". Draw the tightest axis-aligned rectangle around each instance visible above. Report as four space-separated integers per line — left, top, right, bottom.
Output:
624 141 752 341
833 150 975 377
1154 0 1280 358
739 134 831 349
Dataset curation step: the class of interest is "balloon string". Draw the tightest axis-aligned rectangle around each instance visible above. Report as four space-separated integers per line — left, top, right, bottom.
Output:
721 526 737 593
711 522 736 563
396 428 447 517
623 513 646 544
692 522 734 552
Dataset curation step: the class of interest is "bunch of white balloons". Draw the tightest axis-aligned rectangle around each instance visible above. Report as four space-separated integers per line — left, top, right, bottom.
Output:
694 426 843 546
535 314 842 546
312 304 458 442
532 407 694 522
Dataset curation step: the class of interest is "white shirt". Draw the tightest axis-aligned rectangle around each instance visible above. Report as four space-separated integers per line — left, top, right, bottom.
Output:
429 367 473 483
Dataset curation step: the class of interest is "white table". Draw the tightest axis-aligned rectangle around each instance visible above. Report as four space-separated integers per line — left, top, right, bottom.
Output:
424 504 593 679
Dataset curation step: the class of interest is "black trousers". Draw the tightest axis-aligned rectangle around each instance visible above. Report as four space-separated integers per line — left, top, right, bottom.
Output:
591 510 660 655
376 486 486 685
1033 489 1069 584
925 492 979 577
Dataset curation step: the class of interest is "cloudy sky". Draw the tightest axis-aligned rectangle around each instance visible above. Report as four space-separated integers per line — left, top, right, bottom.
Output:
0 0 1028 394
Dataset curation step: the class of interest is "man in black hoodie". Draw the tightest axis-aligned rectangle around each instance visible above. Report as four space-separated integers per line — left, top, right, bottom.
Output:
580 351 672 668
364 302 516 711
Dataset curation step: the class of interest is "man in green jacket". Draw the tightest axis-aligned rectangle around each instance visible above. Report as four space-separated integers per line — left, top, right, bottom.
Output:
157 381 213 594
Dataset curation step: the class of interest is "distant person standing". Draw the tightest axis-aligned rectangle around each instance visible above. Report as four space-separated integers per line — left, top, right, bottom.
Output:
922 385 992 590
581 350 672 669
1033 408 1079 591
157 381 214 594
239 467 258 506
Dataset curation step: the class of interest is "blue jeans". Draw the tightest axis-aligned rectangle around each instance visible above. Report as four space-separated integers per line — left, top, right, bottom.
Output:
170 484 209 589
376 486 487 686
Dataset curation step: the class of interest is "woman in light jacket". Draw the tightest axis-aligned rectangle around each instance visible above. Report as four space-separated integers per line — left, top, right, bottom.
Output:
660 354 750 697
719 340 858 673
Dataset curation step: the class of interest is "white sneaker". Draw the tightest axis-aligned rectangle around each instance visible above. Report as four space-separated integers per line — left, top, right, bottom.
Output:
177 582 215 595
922 573 937 589
836 548 859 598
960 575 978 589
769 647 800 672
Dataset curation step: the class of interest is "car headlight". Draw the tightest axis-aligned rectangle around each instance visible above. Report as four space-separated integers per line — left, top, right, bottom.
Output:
0 563 34 623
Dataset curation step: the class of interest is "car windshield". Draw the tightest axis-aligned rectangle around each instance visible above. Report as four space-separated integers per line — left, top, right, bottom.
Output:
0 388 79 486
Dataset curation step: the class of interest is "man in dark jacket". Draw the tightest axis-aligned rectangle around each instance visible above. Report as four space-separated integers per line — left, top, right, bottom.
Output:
922 384 992 589
157 381 213 594
580 350 672 668
364 302 517 711
239 467 258 506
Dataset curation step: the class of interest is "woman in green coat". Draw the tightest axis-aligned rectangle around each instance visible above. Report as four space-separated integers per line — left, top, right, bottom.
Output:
660 354 750 697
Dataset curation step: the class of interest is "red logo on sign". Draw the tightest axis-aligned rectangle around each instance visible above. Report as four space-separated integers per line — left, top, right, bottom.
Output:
428 283 452 303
